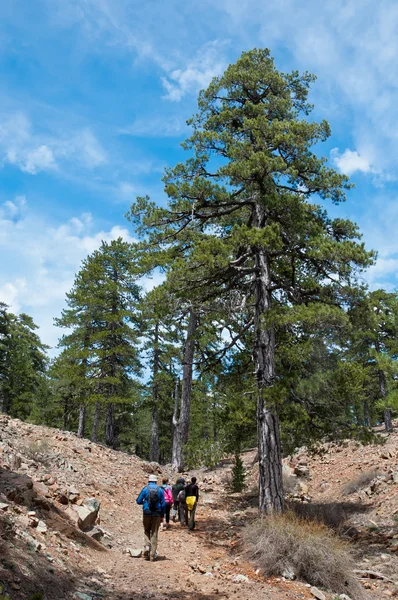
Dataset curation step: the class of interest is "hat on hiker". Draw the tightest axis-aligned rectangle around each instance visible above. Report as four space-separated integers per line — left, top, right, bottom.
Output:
148 474 158 482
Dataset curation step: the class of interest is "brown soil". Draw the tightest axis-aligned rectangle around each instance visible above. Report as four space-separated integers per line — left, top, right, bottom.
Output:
1 414 397 599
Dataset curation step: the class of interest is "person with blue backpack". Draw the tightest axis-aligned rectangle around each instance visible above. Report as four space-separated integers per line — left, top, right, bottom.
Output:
136 474 166 561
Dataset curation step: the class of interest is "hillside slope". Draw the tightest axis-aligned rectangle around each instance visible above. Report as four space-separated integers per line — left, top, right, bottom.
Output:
0 415 397 599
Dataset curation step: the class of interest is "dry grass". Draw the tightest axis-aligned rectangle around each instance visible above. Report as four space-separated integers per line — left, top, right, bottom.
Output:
282 471 299 494
343 470 379 496
244 512 366 598
22 440 52 465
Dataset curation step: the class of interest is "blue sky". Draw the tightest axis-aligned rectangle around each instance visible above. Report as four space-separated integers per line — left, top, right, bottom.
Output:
1 0 397 350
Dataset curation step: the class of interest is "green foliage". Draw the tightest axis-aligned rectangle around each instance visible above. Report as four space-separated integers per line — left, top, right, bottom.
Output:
0 302 49 418
231 452 246 492
54 239 142 445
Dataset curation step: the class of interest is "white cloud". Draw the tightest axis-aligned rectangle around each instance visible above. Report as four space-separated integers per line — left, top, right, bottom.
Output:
0 197 137 351
366 257 398 289
0 112 106 175
118 115 186 137
73 128 107 168
22 145 56 174
161 40 228 102
331 148 373 176
0 195 26 220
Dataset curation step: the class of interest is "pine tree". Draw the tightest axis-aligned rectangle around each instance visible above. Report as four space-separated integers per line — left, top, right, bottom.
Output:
0 305 49 418
56 238 142 446
128 49 373 512
140 284 181 463
349 289 398 431
231 451 246 492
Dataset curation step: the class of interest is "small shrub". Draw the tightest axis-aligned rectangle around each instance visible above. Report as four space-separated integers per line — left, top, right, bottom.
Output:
231 452 246 492
342 469 379 496
244 512 365 598
23 440 52 465
29 593 44 600
282 471 298 494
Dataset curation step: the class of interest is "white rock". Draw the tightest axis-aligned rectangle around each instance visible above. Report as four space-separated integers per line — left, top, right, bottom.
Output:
37 520 47 534
232 574 250 583
128 548 142 558
0 502 9 511
310 587 326 600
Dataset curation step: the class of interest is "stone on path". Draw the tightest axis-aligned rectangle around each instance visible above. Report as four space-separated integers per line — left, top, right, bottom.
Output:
128 548 142 558
310 587 326 600
232 574 249 583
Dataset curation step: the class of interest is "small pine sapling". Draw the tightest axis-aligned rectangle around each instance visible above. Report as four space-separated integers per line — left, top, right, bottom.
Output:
231 451 246 492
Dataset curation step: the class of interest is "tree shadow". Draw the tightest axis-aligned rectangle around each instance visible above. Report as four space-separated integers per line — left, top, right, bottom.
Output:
286 499 372 532
0 510 78 600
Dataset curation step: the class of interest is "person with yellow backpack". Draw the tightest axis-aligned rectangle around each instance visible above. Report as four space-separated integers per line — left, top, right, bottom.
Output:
184 476 199 531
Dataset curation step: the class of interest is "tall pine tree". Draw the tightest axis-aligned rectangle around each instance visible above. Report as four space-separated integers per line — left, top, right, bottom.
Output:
128 49 373 512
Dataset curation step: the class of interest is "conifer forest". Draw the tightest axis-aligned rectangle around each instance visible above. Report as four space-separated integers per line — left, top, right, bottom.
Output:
1 50 398 514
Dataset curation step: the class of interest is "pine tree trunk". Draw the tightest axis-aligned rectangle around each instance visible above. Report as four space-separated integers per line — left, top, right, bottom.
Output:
151 404 159 462
92 401 101 441
172 379 180 468
363 400 371 427
105 402 115 447
151 322 160 463
378 369 387 400
77 404 86 438
0 390 8 414
172 308 197 472
63 398 69 430
385 408 393 432
253 202 283 514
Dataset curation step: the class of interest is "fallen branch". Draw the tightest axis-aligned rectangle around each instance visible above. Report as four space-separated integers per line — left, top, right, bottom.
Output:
354 569 397 584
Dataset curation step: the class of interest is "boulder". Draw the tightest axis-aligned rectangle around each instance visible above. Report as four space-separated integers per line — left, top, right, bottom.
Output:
128 548 142 558
34 481 49 497
0 502 9 511
310 587 326 600
86 527 103 541
8 453 22 471
67 497 100 531
294 464 310 477
142 462 161 474
68 486 80 503
36 520 48 534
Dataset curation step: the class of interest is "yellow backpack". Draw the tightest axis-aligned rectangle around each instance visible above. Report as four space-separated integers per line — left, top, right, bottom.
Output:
186 495 196 511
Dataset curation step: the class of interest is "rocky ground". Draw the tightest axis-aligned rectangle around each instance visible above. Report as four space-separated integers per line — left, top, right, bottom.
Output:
0 414 397 600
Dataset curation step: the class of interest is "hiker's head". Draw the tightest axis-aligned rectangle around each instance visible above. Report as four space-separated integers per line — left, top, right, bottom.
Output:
148 474 158 483
177 477 185 484
191 477 197 484
162 478 169 485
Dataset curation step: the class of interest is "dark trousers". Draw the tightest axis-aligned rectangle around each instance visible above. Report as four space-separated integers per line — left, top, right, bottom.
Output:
179 502 188 526
143 515 161 559
165 502 171 524
188 502 197 530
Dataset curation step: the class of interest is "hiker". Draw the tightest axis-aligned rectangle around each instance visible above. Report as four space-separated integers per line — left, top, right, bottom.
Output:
177 485 188 526
161 478 173 530
185 476 199 531
136 474 165 561
171 477 185 522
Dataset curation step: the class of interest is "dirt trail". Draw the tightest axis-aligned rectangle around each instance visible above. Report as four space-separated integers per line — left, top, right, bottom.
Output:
1 416 397 599
0 416 313 599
